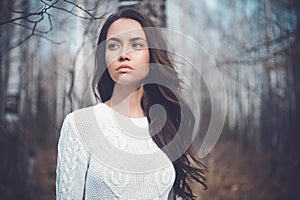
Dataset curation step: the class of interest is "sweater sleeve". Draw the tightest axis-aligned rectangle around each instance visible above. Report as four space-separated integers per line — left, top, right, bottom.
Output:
56 113 89 200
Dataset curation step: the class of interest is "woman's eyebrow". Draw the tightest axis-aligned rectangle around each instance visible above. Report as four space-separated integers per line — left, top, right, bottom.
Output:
107 37 121 42
106 36 147 43
129 37 147 42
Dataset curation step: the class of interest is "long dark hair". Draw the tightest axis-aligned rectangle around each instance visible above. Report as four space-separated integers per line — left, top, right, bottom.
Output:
92 8 207 200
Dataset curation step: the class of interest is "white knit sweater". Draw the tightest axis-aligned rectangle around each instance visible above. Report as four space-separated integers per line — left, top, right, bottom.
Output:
56 103 176 199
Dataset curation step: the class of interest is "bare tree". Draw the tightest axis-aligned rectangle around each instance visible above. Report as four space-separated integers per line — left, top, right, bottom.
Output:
0 0 106 51
0 0 108 198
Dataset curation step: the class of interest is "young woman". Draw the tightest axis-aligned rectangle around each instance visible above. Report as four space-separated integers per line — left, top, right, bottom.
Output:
56 8 207 200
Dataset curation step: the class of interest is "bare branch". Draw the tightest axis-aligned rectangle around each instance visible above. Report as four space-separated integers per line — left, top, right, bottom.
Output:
63 0 105 20
1 0 105 51
41 0 106 20
7 32 64 52
18 12 54 34
12 22 41 33
0 0 59 25
35 33 64 45
7 34 33 51
0 12 41 26
11 5 44 15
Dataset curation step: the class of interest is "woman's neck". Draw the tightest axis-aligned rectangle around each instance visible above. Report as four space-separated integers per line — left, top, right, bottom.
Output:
105 84 145 118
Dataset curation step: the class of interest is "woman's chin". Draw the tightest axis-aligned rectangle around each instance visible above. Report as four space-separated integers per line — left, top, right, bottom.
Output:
114 76 144 87
113 72 148 86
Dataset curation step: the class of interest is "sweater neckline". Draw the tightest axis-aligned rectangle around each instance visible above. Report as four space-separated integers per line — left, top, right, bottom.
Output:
100 102 148 121
95 102 150 138
96 102 149 129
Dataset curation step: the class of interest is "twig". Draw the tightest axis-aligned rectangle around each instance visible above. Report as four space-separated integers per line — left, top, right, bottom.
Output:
63 0 104 19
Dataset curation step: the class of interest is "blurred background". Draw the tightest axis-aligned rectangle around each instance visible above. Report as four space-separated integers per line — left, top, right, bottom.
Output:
0 0 299 199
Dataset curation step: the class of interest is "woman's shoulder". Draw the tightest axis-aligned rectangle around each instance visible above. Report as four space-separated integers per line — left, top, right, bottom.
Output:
68 102 108 118
63 103 111 148
66 102 112 130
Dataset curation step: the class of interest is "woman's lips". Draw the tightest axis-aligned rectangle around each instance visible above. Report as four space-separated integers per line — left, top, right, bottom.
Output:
116 65 133 73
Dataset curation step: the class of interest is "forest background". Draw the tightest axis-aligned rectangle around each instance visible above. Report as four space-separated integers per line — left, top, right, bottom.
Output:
0 0 299 199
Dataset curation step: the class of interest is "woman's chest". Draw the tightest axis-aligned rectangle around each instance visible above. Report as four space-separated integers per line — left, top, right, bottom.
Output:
85 155 176 199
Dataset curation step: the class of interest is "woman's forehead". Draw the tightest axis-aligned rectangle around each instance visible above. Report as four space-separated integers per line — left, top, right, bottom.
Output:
106 18 146 40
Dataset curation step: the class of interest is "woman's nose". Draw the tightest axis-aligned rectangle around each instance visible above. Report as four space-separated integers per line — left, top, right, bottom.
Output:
119 53 131 61
119 47 131 61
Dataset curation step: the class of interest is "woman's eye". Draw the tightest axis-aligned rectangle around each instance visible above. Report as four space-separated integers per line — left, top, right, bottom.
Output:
132 43 143 49
107 43 119 50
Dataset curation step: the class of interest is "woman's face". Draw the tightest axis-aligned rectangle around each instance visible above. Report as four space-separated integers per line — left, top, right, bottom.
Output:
105 18 150 85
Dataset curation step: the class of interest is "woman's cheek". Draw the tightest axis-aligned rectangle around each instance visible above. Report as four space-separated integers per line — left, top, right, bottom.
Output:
105 52 117 68
136 50 150 65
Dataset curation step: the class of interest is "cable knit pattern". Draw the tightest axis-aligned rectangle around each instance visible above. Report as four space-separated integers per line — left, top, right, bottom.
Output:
56 114 89 200
56 103 176 199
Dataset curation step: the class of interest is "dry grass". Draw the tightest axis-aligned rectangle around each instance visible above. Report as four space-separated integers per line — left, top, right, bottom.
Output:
29 146 56 200
191 137 284 200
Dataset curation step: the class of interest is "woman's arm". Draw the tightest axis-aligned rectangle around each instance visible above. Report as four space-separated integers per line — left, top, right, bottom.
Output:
56 113 89 200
